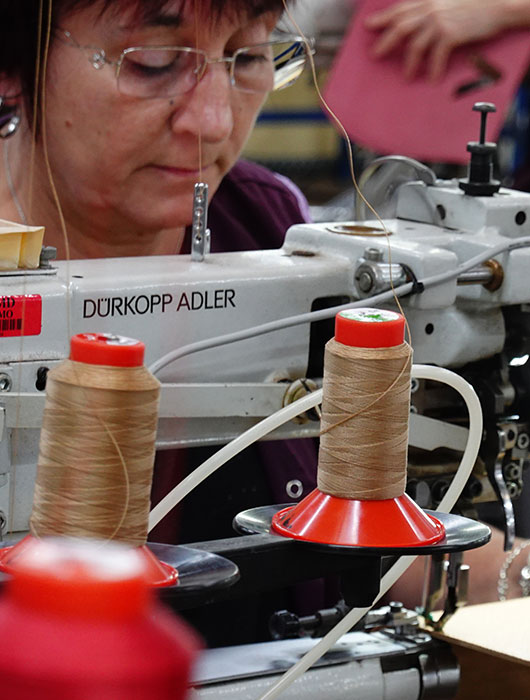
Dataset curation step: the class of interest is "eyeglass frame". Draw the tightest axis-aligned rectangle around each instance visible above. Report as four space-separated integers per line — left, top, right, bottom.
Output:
57 28 315 97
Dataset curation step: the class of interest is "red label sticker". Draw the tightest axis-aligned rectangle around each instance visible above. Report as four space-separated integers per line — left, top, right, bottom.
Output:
0 295 42 337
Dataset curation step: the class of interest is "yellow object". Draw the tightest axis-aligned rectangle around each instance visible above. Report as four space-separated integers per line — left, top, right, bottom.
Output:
245 122 340 161
243 71 341 163
0 219 45 270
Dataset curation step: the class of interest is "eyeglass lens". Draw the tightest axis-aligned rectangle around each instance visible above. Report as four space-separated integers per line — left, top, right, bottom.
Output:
116 40 307 98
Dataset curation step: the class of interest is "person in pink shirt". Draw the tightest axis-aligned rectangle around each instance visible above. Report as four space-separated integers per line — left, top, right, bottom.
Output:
366 0 530 81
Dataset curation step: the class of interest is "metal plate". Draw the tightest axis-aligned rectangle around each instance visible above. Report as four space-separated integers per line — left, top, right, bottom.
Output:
234 505 491 556
148 543 239 599
0 540 239 600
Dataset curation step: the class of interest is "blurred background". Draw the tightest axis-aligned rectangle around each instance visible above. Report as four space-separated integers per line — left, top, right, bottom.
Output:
243 0 530 223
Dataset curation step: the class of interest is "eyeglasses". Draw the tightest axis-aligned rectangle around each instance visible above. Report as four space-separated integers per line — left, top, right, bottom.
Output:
58 29 314 98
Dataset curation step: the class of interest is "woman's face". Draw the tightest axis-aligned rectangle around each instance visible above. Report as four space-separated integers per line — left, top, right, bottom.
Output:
40 1 278 236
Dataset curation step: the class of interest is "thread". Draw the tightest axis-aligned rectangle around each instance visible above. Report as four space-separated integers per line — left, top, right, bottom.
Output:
30 356 160 546
317 337 412 501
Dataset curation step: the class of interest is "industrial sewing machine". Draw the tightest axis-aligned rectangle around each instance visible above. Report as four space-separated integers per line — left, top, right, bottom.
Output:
0 103 527 534
0 103 527 697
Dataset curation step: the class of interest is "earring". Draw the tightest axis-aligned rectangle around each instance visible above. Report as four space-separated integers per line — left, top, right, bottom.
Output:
0 97 21 139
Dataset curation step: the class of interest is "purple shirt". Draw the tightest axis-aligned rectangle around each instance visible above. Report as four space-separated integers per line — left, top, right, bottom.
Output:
183 159 312 252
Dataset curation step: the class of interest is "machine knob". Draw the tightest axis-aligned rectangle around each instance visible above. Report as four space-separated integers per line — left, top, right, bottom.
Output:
269 610 301 639
459 102 500 196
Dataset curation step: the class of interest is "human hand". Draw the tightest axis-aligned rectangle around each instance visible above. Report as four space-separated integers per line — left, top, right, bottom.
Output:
365 0 511 81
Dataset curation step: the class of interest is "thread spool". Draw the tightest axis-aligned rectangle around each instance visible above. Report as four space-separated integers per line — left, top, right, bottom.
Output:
0 333 177 585
31 333 160 545
318 309 411 501
0 537 198 699
272 308 445 547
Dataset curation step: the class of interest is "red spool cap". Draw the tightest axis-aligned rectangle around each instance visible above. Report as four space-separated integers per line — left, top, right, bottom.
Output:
70 333 145 367
335 308 405 348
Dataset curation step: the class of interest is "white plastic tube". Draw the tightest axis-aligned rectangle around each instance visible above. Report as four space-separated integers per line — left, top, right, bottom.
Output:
413 366 483 515
257 365 483 700
150 364 482 549
148 389 323 533
148 365 482 698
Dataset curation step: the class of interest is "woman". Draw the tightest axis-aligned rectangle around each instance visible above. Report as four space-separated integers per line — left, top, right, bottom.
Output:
1 0 323 645
0 0 313 255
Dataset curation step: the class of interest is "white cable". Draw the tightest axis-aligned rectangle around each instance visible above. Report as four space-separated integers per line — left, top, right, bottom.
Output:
149 364 482 552
149 364 482 698
257 365 483 700
148 235 530 376
148 388 323 532
147 229 496 692
147 363 484 697
148 364 482 695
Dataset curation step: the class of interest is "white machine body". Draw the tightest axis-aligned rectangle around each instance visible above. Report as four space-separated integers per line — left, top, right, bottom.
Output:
1 177 530 531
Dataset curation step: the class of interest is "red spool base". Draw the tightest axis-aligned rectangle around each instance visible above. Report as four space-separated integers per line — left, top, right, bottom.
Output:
0 536 178 587
271 489 445 548
137 545 179 587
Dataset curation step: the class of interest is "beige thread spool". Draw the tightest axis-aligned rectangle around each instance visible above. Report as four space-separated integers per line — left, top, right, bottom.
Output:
317 308 412 501
30 333 160 547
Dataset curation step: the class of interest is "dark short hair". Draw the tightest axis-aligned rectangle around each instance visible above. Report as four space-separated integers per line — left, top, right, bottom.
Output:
0 0 293 109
